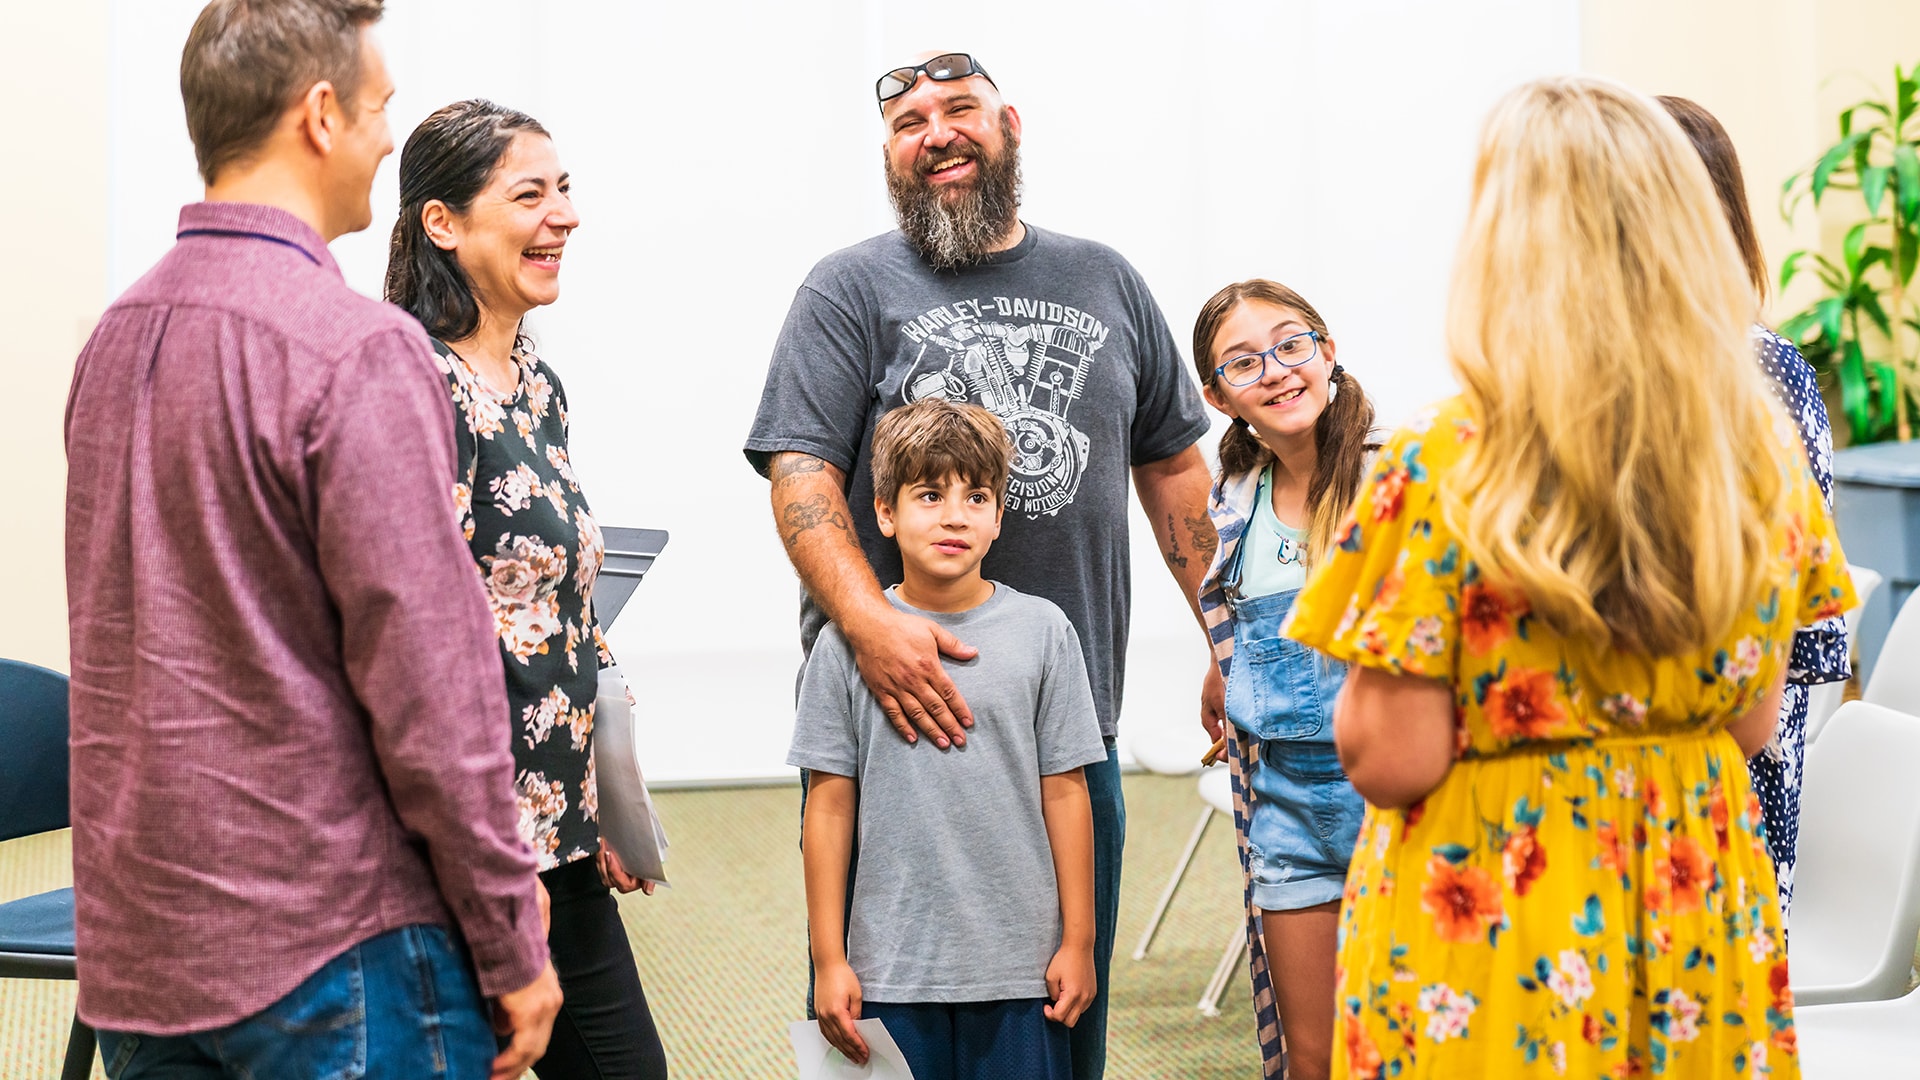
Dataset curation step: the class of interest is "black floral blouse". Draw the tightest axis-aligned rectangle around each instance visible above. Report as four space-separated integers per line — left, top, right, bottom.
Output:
436 339 608 871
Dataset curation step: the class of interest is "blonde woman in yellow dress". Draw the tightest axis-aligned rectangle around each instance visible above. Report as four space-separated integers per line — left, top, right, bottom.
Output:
1283 76 1856 1079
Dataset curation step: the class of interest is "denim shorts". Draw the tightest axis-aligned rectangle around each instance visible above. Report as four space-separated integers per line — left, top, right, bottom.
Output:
1245 739 1364 912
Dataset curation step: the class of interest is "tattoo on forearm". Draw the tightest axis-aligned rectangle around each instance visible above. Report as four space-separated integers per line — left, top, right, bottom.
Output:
1163 512 1189 570
1185 512 1218 565
770 454 831 484
782 493 852 551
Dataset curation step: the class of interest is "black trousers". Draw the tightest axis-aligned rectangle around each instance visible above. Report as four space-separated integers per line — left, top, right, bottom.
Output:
532 857 670 1080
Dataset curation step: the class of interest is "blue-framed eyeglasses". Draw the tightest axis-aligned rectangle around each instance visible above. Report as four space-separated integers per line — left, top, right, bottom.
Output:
1214 331 1320 386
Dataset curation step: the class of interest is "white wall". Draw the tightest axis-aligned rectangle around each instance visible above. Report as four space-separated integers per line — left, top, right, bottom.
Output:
1 3 105 675
107 0 1579 783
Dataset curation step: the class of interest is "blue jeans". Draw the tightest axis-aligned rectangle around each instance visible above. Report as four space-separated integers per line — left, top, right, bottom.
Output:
95 924 494 1080
1075 739 1124 1080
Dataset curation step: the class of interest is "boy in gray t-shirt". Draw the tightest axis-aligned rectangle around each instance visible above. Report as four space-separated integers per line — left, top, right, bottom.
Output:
790 398 1109 1078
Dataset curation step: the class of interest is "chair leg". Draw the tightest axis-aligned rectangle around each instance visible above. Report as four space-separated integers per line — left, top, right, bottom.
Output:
62 1011 95 1080
1198 923 1249 1017
1131 805 1215 961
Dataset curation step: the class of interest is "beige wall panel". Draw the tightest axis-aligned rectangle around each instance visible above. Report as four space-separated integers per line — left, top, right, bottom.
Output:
1585 0 1920 324
3 4 108 673
1813 3 1920 298
1582 0 1822 321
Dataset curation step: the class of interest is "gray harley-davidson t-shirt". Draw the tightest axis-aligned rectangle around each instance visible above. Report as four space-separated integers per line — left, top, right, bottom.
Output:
787 584 1109 1002
745 224 1209 736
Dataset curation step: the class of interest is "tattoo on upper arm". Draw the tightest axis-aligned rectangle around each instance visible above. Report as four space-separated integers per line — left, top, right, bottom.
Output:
770 453 831 484
1185 512 1218 564
782 493 852 551
1163 512 1189 570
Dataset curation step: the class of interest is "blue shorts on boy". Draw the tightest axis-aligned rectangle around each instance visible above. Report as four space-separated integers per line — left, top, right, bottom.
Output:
787 584 1109 1064
864 1000 1071 1080
1222 466 1365 913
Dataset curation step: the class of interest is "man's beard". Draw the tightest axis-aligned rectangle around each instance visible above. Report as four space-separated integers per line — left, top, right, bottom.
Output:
885 124 1023 272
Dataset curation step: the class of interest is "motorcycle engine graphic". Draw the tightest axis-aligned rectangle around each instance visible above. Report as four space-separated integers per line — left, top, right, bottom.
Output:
1004 409 1089 517
900 318 1096 519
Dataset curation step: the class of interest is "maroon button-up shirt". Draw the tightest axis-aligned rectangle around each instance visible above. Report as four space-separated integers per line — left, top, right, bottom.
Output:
64 202 548 1033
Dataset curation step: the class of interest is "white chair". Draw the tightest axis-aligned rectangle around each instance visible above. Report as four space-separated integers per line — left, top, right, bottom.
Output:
1131 764 1231 961
1804 563 1881 748
1788 701 1920 1006
1864 583 1920 716
1187 769 1247 1017
1126 727 1208 778
1795 984 1920 1077
1128 764 1268 1017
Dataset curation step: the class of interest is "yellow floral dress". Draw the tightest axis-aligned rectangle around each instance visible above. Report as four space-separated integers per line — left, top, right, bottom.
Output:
1284 396 1855 1080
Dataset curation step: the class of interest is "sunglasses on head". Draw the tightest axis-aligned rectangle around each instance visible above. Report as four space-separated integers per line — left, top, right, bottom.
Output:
875 53 995 111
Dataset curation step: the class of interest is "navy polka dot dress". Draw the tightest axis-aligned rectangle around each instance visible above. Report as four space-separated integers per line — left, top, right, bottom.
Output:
1751 326 1851 917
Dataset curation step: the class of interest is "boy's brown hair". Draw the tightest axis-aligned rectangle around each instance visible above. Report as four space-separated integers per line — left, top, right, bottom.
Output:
871 398 1012 505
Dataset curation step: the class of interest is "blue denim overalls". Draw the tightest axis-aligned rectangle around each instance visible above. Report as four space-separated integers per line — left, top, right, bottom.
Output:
1222 533 1366 911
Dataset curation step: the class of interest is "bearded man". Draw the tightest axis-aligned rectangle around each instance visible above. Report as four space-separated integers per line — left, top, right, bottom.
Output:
745 52 1219 1080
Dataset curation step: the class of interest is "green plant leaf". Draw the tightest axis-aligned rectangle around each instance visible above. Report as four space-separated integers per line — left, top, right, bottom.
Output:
1860 246 1893 278
1872 361 1901 441
1812 252 1847 291
1779 309 1821 342
1900 68 1919 128
1864 165 1892 215
1900 227 1919 287
1813 133 1872 203
1847 98 1893 123
1818 295 1847 345
1844 221 1871 275
1857 286 1893 336
1840 339 1872 439
1779 250 1810 292
1895 142 1920 220
1781 170 1811 223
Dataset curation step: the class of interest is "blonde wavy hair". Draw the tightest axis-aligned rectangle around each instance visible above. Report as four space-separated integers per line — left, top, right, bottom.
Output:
1441 76 1784 655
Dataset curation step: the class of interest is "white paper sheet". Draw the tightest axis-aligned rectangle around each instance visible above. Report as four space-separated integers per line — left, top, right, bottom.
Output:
788 1019 917 1080
591 665 669 886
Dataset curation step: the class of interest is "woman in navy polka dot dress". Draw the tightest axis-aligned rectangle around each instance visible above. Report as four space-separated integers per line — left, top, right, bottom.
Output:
1662 96 1851 916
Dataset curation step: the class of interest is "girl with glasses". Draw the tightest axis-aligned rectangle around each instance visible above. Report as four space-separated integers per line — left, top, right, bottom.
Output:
1191 280 1379 1080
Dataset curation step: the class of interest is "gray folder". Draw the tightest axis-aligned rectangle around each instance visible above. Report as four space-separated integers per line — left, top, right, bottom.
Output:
593 527 669 628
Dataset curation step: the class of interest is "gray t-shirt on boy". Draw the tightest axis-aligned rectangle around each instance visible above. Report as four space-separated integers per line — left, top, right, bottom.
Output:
787 583 1109 1003
745 225 1210 737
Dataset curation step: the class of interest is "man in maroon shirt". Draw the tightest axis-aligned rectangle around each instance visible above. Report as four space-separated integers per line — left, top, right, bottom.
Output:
63 3 561 1077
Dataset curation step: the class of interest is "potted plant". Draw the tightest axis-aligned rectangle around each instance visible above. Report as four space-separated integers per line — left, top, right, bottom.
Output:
1779 60 1920 445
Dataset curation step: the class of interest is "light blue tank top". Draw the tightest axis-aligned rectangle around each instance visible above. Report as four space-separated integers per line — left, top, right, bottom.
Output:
1237 465 1309 598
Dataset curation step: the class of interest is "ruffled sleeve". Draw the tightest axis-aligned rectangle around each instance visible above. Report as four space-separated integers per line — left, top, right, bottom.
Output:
1791 464 1858 632
1283 412 1463 681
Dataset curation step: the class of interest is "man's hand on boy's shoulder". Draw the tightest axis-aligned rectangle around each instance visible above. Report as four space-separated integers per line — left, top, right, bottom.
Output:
1043 942 1098 1028
814 959 870 1065
843 606 978 748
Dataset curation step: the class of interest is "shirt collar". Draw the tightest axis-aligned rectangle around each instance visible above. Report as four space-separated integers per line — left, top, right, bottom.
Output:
176 202 341 278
